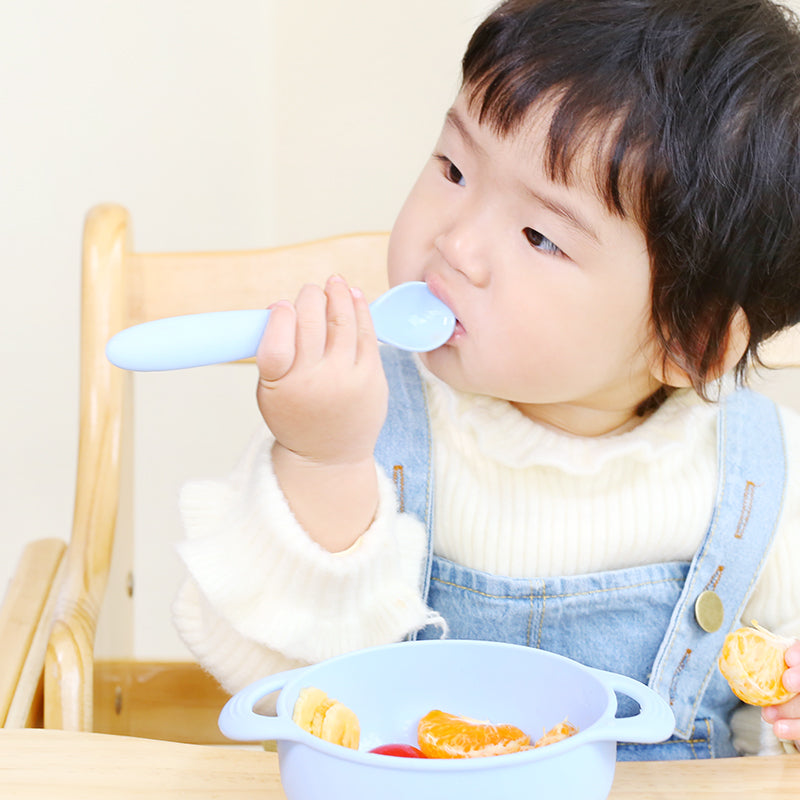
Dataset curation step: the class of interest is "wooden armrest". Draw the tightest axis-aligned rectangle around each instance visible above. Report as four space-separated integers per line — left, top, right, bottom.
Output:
0 539 67 727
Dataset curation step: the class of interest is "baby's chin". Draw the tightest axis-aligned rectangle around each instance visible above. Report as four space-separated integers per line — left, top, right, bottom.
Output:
416 349 463 388
416 350 493 398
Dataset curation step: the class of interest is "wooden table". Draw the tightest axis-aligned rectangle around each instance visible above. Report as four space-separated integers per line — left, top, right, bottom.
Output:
1 729 798 798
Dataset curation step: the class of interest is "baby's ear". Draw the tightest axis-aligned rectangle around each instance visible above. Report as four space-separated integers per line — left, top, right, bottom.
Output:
649 307 750 388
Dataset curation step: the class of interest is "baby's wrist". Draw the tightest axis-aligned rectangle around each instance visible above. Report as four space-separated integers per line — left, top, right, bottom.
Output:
271 440 375 473
270 441 379 553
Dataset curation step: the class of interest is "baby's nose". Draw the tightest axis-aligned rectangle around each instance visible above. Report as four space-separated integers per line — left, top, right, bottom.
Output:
434 216 491 286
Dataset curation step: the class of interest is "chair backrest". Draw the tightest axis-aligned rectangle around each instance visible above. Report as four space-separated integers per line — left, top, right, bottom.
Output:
753 326 800 414
760 326 800 370
45 203 389 735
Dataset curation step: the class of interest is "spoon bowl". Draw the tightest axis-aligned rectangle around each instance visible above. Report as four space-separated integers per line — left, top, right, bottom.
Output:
105 281 455 371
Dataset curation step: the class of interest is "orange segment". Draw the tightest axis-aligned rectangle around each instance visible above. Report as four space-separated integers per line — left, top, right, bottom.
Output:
718 621 797 707
417 709 530 759
533 719 579 748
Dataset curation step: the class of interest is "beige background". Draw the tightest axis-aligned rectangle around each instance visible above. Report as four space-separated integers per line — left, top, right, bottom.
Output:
1 1 798 659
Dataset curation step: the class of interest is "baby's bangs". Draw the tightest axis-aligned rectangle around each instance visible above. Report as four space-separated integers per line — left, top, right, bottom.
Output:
460 0 657 224
463 71 650 223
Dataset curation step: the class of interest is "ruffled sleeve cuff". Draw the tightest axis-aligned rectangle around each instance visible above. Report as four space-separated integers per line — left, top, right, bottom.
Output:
172 577 308 700
175 429 438 665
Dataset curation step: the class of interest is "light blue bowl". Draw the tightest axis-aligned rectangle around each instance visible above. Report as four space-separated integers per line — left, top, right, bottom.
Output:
219 640 674 800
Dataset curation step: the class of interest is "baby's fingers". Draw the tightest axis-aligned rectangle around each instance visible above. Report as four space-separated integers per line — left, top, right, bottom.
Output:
324 275 359 359
352 285 379 363
781 642 800 697
764 694 800 741
785 640 800 670
762 642 800 741
257 301 297 381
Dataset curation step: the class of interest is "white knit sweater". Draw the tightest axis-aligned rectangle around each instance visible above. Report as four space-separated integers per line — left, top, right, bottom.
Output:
173 361 800 755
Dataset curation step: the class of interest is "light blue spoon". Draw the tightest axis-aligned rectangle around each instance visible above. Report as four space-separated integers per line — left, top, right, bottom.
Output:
105 281 455 371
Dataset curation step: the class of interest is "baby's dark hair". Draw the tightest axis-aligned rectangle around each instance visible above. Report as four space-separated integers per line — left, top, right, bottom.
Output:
462 0 800 394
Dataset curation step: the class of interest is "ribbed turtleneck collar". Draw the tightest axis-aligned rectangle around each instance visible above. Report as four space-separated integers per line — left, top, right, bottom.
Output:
417 358 721 475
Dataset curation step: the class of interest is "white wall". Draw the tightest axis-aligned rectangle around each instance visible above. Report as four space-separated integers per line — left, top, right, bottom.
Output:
2 1 799 660
0 0 496 658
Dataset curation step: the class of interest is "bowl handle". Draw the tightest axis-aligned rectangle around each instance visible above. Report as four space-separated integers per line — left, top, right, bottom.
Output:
581 668 676 745
218 666 311 742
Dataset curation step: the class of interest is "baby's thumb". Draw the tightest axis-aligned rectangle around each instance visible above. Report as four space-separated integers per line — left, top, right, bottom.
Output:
256 300 296 381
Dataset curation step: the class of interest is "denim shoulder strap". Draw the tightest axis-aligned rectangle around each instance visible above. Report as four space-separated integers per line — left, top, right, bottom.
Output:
374 345 435 597
649 389 787 737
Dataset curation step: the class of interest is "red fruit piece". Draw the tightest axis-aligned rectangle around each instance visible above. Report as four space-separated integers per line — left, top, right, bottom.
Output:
369 743 428 758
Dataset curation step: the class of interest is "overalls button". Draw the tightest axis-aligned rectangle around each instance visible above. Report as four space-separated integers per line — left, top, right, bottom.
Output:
695 590 724 632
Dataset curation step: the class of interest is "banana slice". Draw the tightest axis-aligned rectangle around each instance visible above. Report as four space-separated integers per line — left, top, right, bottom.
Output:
292 686 360 749
319 700 361 749
310 698 336 738
292 687 329 732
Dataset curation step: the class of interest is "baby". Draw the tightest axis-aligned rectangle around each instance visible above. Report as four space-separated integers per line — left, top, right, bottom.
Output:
174 0 800 759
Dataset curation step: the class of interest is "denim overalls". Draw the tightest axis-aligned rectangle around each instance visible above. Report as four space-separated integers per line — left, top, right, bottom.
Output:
374 347 787 760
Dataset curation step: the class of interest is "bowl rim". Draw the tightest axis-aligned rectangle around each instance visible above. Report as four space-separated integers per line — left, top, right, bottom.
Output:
274 639 618 770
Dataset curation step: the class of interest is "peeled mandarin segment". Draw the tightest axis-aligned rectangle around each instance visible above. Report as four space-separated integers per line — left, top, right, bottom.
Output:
291 687 360 749
718 622 798 707
533 719 579 748
417 709 530 759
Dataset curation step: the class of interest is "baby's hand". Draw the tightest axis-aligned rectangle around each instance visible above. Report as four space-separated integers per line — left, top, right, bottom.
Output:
255 275 389 550
256 274 388 467
762 641 800 743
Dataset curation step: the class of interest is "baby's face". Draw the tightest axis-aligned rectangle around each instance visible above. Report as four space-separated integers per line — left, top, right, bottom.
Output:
387 92 665 436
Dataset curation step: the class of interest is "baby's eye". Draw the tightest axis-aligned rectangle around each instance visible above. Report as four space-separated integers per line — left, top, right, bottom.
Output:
435 155 466 187
523 227 563 256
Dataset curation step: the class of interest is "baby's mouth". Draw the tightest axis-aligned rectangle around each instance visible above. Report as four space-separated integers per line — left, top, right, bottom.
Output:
448 319 465 342
422 277 461 340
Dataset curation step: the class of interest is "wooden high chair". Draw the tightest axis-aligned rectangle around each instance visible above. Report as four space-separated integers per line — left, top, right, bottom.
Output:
0 539 66 728
2 202 798 743
17 203 389 742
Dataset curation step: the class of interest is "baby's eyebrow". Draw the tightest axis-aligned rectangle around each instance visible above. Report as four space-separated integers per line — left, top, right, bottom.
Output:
524 186 602 245
445 108 488 158
446 105 602 246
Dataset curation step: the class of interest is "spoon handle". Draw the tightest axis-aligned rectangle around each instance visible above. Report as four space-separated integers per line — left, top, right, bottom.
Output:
105 282 454 371
106 309 270 371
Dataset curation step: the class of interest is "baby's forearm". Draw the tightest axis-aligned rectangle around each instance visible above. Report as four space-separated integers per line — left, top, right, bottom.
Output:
271 441 379 552
175 427 435 674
